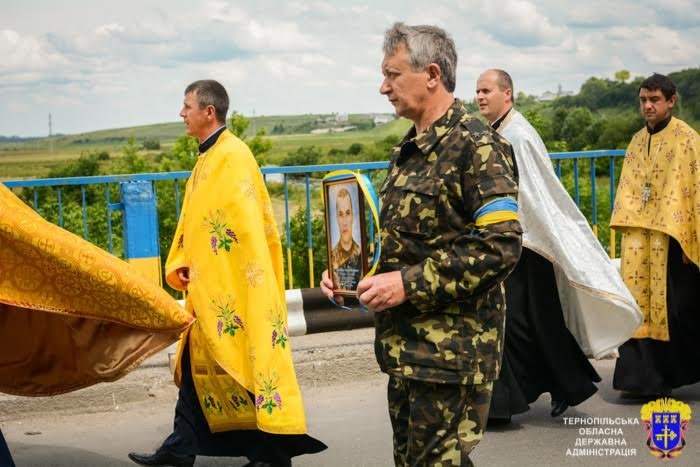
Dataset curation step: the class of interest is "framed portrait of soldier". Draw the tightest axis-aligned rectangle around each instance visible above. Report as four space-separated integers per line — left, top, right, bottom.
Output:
323 177 368 296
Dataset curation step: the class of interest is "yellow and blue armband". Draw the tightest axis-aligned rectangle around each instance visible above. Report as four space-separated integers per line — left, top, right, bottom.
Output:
473 197 519 227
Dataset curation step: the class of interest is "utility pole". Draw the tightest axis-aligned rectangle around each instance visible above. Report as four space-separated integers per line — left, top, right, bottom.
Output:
48 112 53 153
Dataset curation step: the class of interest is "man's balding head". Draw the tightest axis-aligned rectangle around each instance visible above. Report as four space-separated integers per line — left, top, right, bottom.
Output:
476 69 514 123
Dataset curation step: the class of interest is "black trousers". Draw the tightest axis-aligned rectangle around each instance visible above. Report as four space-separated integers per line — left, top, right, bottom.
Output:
613 238 700 394
489 248 600 419
160 342 326 462
0 429 15 467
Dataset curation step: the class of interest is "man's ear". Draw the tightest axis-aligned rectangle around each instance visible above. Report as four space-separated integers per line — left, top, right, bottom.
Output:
668 95 677 109
426 63 442 89
206 105 216 120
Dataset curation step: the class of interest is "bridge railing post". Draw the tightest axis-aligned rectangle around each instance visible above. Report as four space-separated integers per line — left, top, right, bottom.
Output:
120 180 162 285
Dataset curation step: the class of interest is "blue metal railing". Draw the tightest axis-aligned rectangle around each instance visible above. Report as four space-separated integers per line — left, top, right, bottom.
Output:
2 150 625 288
4 172 190 255
549 150 626 237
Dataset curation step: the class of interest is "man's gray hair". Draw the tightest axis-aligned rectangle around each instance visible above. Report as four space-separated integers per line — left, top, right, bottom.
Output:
184 80 229 124
383 22 457 92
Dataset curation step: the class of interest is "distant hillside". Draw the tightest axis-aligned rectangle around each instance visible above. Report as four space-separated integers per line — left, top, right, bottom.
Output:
0 113 405 179
0 135 40 143
0 112 395 153
265 117 411 164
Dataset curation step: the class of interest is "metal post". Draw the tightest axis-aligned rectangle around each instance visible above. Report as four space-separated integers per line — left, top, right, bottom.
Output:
609 156 617 259
81 185 88 240
305 174 314 288
590 158 597 237
573 159 580 207
284 175 293 289
120 181 161 285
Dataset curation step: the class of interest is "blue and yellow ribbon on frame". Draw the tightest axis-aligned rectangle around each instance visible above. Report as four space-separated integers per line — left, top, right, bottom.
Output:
322 170 381 311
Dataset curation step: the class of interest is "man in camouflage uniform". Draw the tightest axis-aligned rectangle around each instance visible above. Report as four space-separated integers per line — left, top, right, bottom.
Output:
322 23 521 466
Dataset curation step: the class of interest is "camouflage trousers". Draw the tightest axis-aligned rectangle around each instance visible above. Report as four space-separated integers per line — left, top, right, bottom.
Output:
387 376 493 467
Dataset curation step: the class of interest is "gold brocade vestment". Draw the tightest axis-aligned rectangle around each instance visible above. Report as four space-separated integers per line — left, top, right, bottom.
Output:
611 117 699 341
166 130 308 434
0 184 192 396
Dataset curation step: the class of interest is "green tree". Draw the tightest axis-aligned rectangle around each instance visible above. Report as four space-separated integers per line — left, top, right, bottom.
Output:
116 137 150 173
669 68 700 121
561 107 594 150
246 128 272 164
142 138 161 150
229 111 272 164
47 152 101 178
281 209 327 289
162 134 199 171
229 111 250 137
550 107 569 141
595 113 643 150
515 92 539 109
615 70 630 83
578 78 609 110
282 146 323 166
348 143 364 155
359 135 400 162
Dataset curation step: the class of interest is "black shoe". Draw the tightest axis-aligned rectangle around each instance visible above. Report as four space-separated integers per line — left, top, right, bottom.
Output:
550 400 569 417
128 450 195 467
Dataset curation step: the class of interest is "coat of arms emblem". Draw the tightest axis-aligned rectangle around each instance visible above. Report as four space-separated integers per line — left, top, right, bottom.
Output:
641 398 692 459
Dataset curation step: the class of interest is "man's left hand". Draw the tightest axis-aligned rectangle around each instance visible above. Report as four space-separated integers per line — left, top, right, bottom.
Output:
356 271 407 312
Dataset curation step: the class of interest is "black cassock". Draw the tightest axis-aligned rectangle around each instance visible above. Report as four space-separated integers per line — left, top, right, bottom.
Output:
489 247 601 420
613 238 700 395
159 342 326 463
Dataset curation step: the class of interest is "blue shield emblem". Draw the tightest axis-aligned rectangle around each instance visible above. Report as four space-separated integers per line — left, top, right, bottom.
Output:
651 412 681 451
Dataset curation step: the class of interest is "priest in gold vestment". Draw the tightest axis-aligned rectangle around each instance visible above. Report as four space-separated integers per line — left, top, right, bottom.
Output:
611 73 700 398
128 80 325 467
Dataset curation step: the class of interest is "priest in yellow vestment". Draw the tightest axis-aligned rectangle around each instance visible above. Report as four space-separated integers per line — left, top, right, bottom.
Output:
611 73 700 398
128 80 325 467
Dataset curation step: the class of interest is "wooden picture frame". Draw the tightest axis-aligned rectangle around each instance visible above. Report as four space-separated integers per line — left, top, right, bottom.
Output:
323 176 368 297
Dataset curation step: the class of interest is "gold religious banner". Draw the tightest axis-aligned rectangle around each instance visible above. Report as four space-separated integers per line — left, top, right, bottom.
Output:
322 175 369 296
0 183 193 397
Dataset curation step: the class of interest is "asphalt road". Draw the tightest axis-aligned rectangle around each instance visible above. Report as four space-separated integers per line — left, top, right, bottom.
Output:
3 357 699 467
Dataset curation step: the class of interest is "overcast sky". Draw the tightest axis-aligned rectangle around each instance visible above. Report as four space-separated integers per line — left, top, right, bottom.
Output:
2 0 699 136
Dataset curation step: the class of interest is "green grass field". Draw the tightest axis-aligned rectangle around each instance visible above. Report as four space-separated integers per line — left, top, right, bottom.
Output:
265 118 411 163
0 113 407 179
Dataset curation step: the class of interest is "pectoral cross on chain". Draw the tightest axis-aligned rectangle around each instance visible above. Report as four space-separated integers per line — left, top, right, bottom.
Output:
641 180 651 208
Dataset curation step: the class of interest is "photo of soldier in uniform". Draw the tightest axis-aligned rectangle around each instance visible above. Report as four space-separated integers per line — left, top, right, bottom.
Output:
324 178 367 295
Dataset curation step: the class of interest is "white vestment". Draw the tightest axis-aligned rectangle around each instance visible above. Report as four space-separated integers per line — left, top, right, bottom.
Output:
499 109 641 359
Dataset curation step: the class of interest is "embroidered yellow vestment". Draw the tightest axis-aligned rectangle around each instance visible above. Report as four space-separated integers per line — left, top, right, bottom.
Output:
166 130 307 434
611 117 699 341
0 183 193 396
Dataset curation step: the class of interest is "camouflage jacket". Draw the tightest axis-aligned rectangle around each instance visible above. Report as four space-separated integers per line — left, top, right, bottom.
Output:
374 99 523 385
